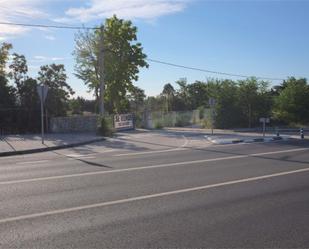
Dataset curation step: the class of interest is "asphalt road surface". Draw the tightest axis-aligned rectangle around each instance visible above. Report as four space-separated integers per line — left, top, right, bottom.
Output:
0 130 308 248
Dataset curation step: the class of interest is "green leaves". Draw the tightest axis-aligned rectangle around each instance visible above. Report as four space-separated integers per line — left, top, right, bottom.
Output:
38 64 74 117
273 77 309 124
0 42 12 76
74 15 148 113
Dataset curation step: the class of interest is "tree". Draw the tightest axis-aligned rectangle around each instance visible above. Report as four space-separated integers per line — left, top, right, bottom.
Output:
74 15 148 114
128 86 146 114
214 80 245 128
0 75 16 130
0 42 12 76
273 77 309 124
19 78 41 132
69 98 83 115
9 53 28 97
187 81 209 109
162 83 175 112
38 64 74 117
0 75 15 108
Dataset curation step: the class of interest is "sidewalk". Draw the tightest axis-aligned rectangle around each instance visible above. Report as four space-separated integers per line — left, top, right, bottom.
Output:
0 133 105 157
164 127 294 145
205 134 288 145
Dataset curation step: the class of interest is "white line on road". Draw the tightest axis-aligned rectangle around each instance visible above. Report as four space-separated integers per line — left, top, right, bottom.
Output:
68 156 96 160
115 135 189 157
0 147 307 186
115 147 188 157
0 167 308 224
16 160 50 165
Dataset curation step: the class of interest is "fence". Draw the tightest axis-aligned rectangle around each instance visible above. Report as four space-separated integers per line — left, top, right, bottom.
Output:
141 109 203 129
50 115 99 133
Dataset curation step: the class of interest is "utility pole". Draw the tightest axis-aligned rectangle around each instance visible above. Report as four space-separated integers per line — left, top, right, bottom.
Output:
99 25 105 116
40 86 44 144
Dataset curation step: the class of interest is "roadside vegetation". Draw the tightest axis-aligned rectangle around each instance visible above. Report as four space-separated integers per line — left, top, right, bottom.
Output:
0 16 308 134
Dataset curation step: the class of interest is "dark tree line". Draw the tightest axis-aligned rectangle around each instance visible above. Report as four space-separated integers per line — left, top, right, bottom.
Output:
1 38 308 133
144 77 309 128
0 43 75 134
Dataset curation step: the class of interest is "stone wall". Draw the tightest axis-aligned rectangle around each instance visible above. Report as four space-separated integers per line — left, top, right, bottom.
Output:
50 115 99 133
142 110 202 129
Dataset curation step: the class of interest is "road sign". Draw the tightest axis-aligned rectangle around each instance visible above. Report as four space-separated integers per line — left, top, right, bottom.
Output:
37 85 49 103
259 117 270 123
259 117 270 137
209 98 216 107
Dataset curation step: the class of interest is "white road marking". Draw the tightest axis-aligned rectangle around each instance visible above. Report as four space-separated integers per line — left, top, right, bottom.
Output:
64 150 116 158
16 160 50 165
0 147 307 186
0 167 308 224
68 156 96 160
115 135 189 157
115 147 188 157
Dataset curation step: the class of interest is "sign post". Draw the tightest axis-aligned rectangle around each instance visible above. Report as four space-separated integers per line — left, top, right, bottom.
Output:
209 98 216 135
37 85 49 144
259 117 270 137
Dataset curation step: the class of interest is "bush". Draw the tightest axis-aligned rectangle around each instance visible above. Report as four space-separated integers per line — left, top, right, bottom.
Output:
201 118 212 129
134 113 143 128
198 106 205 119
175 113 191 127
97 116 113 136
154 121 163 129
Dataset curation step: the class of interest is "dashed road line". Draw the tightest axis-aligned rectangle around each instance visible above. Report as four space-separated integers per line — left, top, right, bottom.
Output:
0 167 308 224
16 160 50 165
0 147 307 186
115 135 189 157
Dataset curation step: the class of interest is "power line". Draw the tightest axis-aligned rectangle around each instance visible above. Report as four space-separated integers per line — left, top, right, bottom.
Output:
147 58 285 81
0 21 286 81
0 21 99 30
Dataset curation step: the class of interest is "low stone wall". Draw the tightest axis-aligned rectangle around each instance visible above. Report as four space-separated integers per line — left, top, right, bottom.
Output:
50 115 99 133
142 110 202 129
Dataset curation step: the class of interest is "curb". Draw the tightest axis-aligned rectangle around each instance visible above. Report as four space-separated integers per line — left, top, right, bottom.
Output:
206 136 285 145
0 137 105 157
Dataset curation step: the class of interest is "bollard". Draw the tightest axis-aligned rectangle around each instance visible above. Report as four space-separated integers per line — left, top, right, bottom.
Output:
300 128 304 139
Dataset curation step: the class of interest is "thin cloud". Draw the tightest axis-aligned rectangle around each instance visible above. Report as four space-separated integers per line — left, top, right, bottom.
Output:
44 35 56 41
57 0 190 23
0 0 47 39
31 55 70 62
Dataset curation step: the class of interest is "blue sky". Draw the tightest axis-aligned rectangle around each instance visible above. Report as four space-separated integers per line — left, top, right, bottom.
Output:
1 0 309 99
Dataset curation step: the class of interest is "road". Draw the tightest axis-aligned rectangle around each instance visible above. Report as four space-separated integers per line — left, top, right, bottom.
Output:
0 130 308 248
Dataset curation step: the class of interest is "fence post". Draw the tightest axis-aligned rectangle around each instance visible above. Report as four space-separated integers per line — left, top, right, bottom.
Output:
276 127 280 137
300 128 304 139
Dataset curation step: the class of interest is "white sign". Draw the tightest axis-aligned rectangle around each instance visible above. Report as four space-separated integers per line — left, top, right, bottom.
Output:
37 85 49 103
114 114 134 130
259 117 270 123
209 98 216 107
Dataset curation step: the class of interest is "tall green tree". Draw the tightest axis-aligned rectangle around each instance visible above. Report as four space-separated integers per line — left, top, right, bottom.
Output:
128 86 146 114
237 78 271 128
187 81 209 109
38 64 74 117
19 78 41 132
9 53 28 96
162 83 175 112
0 42 12 76
0 75 15 108
0 75 16 130
74 15 148 113
273 77 309 124
214 80 245 128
